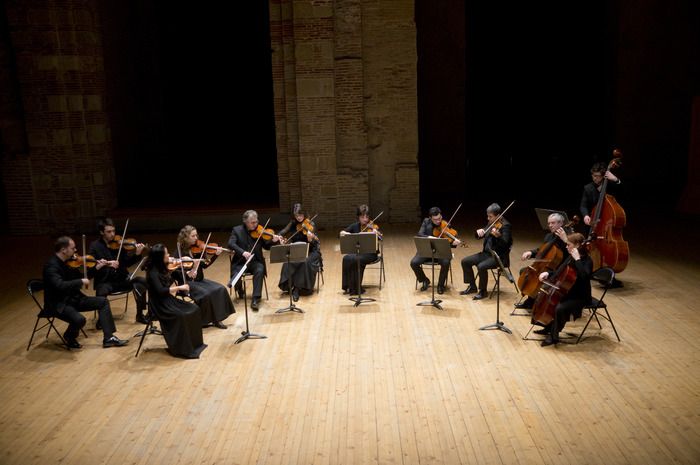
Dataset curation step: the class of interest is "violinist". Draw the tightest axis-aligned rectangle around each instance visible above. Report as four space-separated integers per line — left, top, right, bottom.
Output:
460 203 512 300
88 218 148 324
339 204 380 295
143 244 206 358
277 204 322 300
535 233 593 347
42 236 128 349
410 207 462 294
228 210 283 310
173 225 235 329
514 213 570 309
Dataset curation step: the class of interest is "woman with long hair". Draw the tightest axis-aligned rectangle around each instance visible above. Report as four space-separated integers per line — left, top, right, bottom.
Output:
277 204 323 300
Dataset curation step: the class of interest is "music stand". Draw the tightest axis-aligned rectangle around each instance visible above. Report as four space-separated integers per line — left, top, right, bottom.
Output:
479 250 513 334
270 242 309 314
535 208 569 231
340 232 377 307
414 236 452 310
230 262 267 344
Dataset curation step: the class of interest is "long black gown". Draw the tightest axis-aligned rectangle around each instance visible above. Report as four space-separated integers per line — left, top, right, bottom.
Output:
146 268 206 358
172 250 235 325
341 222 379 293
277 219 323 295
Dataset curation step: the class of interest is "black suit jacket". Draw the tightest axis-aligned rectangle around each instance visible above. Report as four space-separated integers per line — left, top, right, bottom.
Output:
42 254 86 313
479 219 513 266
227 224 273 276
580 181 619 218
88 239 141 286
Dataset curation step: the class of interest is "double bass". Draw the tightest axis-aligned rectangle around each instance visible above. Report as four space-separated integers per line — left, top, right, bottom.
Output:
588 149 629 272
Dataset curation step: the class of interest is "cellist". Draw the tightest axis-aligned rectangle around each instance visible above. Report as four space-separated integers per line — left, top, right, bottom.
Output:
514 213 569 309
534 233 593 347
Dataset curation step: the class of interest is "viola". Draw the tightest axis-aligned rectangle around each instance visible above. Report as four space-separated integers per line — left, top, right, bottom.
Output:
588 149 629 273
433 220 467 247
249 225 276 241
190 239 232 255
66 254 97 268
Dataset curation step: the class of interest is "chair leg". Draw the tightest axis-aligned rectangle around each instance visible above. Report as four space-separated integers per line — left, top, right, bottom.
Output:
263 276 268 300
135 321 151 358
604 308 621 342
576 309 598 344
26 317 42 351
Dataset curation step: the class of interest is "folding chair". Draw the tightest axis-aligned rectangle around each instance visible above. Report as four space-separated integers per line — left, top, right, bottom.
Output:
414 259 454 289
26 279 86 350
573 267 621 344
134 299 163 357
229 256 268 300
365 241 386 289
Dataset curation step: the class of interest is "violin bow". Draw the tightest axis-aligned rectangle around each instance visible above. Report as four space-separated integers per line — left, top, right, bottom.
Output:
361 211 384 233
176 242 190 297
115 218 129 263
482 200 515 236
245 218 271 265
438 203 462 238
285 213 319 242
81 234 88 289
193 232 212 275
129 255 147 281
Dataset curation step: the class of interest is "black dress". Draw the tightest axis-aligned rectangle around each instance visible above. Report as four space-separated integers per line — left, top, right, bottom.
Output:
172 250 235 325
341 222 379 293
277 219 323 294
146 268 206 359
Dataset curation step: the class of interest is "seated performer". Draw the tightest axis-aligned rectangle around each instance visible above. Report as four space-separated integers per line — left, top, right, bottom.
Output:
144 244 206 359
514 212 569 309
277 204 323 301
173 225 235 329
339 204 381 294
228 210 282 311
534 233 593 347
89 218 148 324
460 203 512 300
42 236 128 349
410 206 462 294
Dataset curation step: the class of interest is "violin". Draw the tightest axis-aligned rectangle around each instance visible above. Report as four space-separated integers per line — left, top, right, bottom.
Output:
166 257 197 271
285 214 319 242
433 220 467 247
360 211 384 239
66 254 97 268
249 224 276 241
108 236 146 252
190 239 232 255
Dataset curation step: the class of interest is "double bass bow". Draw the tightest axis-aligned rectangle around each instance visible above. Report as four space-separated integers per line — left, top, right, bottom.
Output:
587 149 629 273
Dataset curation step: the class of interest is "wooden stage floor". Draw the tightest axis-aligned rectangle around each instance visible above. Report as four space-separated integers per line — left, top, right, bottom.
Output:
0 227 698 465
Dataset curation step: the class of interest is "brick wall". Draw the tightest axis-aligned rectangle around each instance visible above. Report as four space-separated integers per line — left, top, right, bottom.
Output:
1 0 115 235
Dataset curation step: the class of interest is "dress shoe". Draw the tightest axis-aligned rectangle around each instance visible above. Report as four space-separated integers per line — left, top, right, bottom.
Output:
420 279 430 292
437 284 445 295
292 288 300 302
103 335 129 348
213 321 227 329
514 298 534 309
610 278 624 288
65 338 82 349
533 328 550 335
459 284 477 295
251 298 260 311
135 313 149 325
540 336 559 347
472 292 485 300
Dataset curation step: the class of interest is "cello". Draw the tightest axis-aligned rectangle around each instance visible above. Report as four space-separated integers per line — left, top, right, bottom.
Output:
588 149 629 272
531 255 578 327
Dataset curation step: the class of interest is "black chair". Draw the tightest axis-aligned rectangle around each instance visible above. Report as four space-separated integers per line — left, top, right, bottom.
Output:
26 279 87 350
228 256 269 301
134 299 163 357
414 258 454 289
574 267 621 344
106 289 130 317
365 241 386 289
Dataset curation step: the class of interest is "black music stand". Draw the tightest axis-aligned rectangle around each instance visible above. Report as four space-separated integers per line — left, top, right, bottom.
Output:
479 250 512 334
270 242 309 314
340 232 377 307
230 263 267 344
414 236 451 310
535 208 569 231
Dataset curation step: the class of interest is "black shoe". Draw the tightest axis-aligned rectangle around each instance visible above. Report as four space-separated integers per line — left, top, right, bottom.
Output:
472 292 485 300
610 278 624 288
540 336 559 347
292 288 300 302
420 279 430 291
459 284 478 295
533 328 550 335
103 336 128 348
514 298 533 309
437 285 445 295
213 321 227 329
251 298 260 311
66 338 82 349
135 313 149 325
343 289 350 295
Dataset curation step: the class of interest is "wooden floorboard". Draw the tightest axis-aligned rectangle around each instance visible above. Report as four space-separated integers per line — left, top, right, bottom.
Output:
0 227 699 465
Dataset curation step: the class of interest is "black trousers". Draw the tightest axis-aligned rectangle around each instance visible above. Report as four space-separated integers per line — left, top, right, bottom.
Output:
545 298 588 339
56 295 115 341
410 255 451 287
342 253 378 292
461 252 498 293
232 260 266 299
95 276 147 312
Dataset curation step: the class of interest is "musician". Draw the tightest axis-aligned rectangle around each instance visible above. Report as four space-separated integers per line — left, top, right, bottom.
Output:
580 161 624 288
89 218 148 324
228 210 282 311
277 204 323 300
173 225 235 328
410 206 462 294
460 203 512 300
339 204 380 294
514 212 570 309
43 236 128 349
144 244 206 358
535 233 593 347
